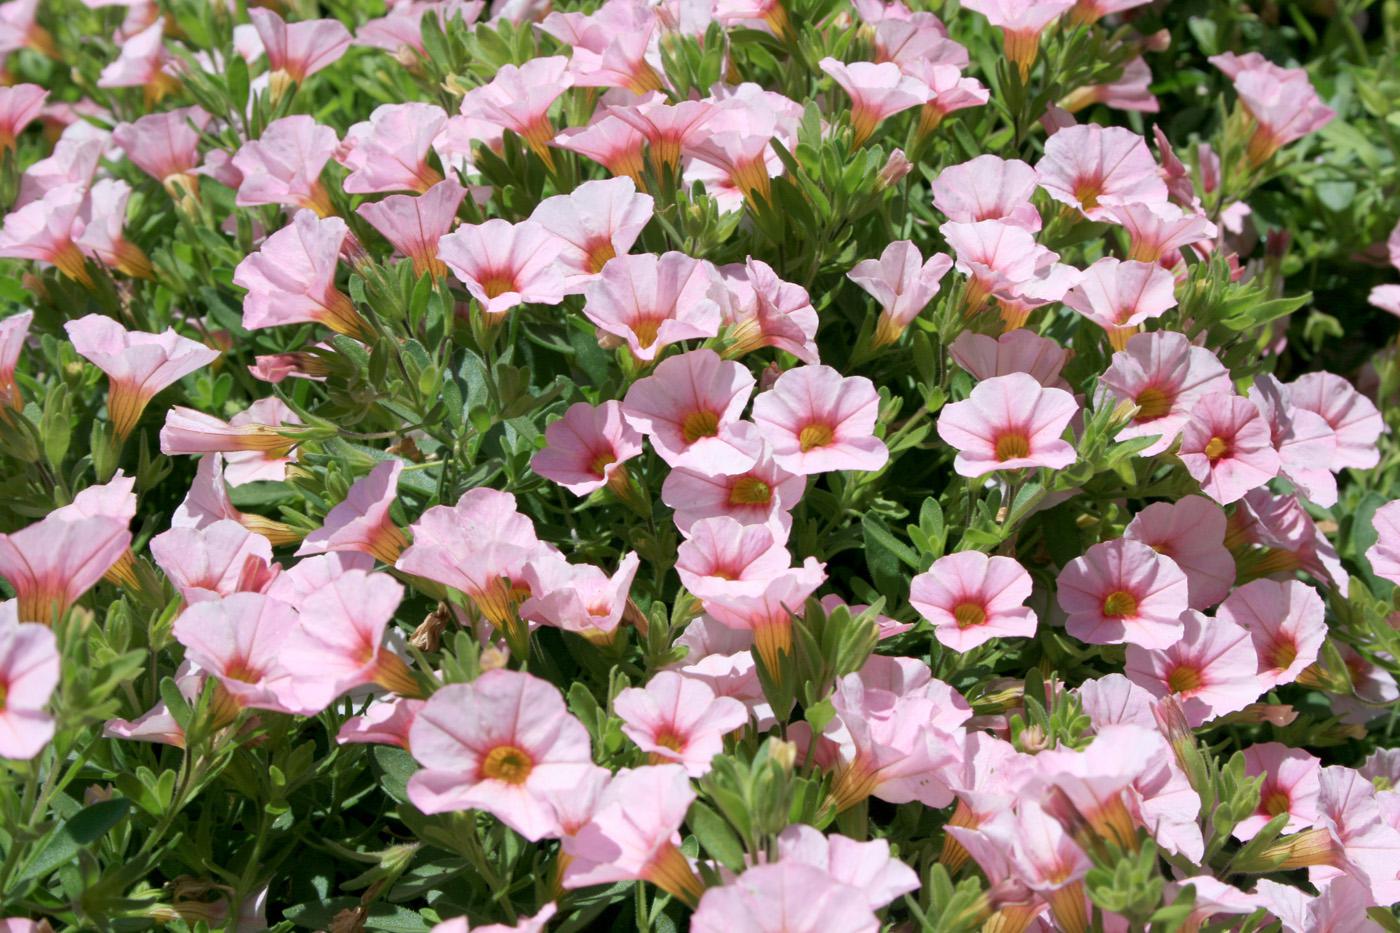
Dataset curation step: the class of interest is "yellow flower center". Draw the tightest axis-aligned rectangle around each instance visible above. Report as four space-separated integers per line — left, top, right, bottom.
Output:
798 423 835 452
994 432 1031 462
1203 435 1230 462
1270 639 1298 671
223 660 262 684
681 410 720 444
1264 790 1292 817
654 729 686 754
480 744 534 785
1102 590 1138 618
953 602 987 629
1166 665 1203 694
729 477 772 506
585 240 617 274
479 274 516 299
1073 177 1103 210
1134 386 1173 421
590 451 617 478
632 317 663 349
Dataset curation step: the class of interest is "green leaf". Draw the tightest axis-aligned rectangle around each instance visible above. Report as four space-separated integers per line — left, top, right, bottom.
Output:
686 802 746 872
18 798 131 883
373 746 418 805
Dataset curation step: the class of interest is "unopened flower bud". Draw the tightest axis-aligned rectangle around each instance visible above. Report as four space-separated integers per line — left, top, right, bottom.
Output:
877 149 912 189
479 644 510 672
768 738 798 772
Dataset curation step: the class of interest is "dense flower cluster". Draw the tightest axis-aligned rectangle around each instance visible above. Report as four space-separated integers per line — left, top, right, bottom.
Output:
0 0 1398 929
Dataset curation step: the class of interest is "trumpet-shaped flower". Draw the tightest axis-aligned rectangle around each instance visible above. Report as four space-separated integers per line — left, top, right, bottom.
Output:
751 365 887 474
438 218 568 315
0 83 44 149
1287 371 1384 472
715 258 821 363
248 8 351 87
231 115 338 213
0 605 58 759
675 517 791 600
73 179 151 279
340 102 447 194
1216 579 1326 689
606 98 715 172
459 56 573 160
171 593 306 715
818 58 931 147
962 0 1075 75
847 240 954 347
518 551 640 639
614 672 748 775
701 558 826 675
529 177 654 287
0 183 89 283
1123 496 1234 610
932 154 1042 231
112 106 210 190
0 311 31 410
296 460 408 565
150 519 276 604
1062 257 1178 350
1108 201 1217 263
553 113 646 181
910 551 1037 652
1100 331 1232 456
935 372 1077 477
774 824 920 910
0 513 131 624
1248 373 1338 507
1235 743 1322 841
1125 609 1262 727
531 400 644 496
947 330 1070 389
621 349 755 470
1178 394 1280 505
160 398 302 486
661 422 806 534
583 252 722 360
940 219 1044 310
357 179 468 278
1057 538 1190 649
233 210 369 339
692 862 879 933
1211 55 1334 165
1036 123 1168 220
1368 500 1400 586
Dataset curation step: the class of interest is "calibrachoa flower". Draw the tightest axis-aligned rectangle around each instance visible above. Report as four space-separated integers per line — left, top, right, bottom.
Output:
674 517 791 600
1062 257 1178 350
696 863 881 933
935 372 1077 477
0 83 43 150
582 252 722 361
1178 394 1281 505
0 512 131 624
74 179 152 279
150 519 276 604
111 106 210 197
1235 743 1322 841
249 8 352 98
171 593 306 717
531 400 644 497
701 558 826 677
751 365 887 475
1100 331 1233 456
296 460 409 565
614 672 748 775
1248 373 1338 508
1108 201 1217 264
622 349 756 470
1036 123 1168 221
847 240 954 347
1211 53 1335 166
231 116 338 214
1216 579 1326 689
407 669 593 841
65 314 220 441
948 330 1071 388
1123 496 1235 610
1125 609 1262 727
0 603 58 759
661 422 806 534
962 0 1074 76
518 551 640 640
604 98 714 174
717 258 821 363
818 58 931 147
979 799 1092 931
233 210 371 340
940 218 1044 312
340 102 447 194
774 825 921 910
529 177 654 287
0 311 31 410
439 219 568 315
459 56 573 164
909 551 1037 651
1368 500 1400 585
0 183 89 283
1287 371 1385 472
1057 538 1190 649
932 154 1042 231
161 398 303 486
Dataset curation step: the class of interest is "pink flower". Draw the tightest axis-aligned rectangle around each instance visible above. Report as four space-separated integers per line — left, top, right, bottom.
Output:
909 551 1037 652
356 0 483 57
543 3 664 93
818 58 930 147
528 177 654 286
1107 201 1217 263
0 512 131 624
961 0 1074 75
337 696 424 751
1248 373 1338 507
0 310 31 410
1178 394 1281 505
621 349 755 470
97 17 175 98
978 801 1092 930
1036 124 1168 220
751 365 887 474
661 421 805 534
1255 876 1378 933
1125 609 1262 726
932 154 1042 232
947 330 1070 389
701 559 826 675
1123 496 1234 610
1061 56 1158 114
1068 0 1151 23
459 56 573 163
64 314 219 440
939 219 1049 312
1211 54 1334 165
0 83 44 149
407 669 593 840
935 372 1077 477
1368 500 1400 586
249 8 351 92
1217 579 1326 689
105 661 202 749
774 824 920 910
159 398 302 486
614 671 748 775
1100 331 1232 456
518 552 640 640
171 593 306 717
73 179 152 279
1235 743 1322 841
1030 723 1166 848
681 105 786 206
674 517 791 600
1231 490 1348 596
150 519 276 604
0 183 90 284
111 106 210 193
531 400 644 497
563 764 704 905
233 210 370 339
582 252 722 360
432 905 557 933
1287 371 1384 472
605 98 714 174
438 219 568 315
1057 538 1190 649
552 114 646 182
296 460 408 565
715 259 820 363
903 62 989 136
692 862 878 933
0 605 58 759
231 115 338 213
847 240 953 347
340 102 447 194
1062 257 1178 350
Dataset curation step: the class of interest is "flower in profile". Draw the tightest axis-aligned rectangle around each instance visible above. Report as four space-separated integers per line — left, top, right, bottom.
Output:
65 314 220 441
939 218 1048 313
932 154 1042 232
1287 371 1384 473
1125 609 1262 727
1057 538 1190 649
111 106 210 197
0 310 32 410
231 115 338 214
459 56 574 164
1368 500 1400 586
0 83 44 150
1178 394 1280 505
233 210 370 340
979 800 1092 932
1210 54 1335 166
691 862 879 933
661 421 806 534
775 824 921 910
1216 579 1326 689
1061 56 1158 114
1247 373 1338 507
674 517 791 600
0 183 90 284
297 460 408 565
1068 0 1151 24
1107 201 1217 264
818 58 931 147
356 179 466 279
901 61 989 137
614 672 748 775
715 259 821 363
518 551 640 641
1062 257 1178 351
529 177 654 287
700 558 826 676
339 102 447 194
621 349 755 471
105 661 203 750
1231 490 1348 596
605 98 715 174
1099 331 1232 456
149 519 276 604
1234 743 1322 842
337 696 424 751
1255 876 1377 933
531 400 644 497
553 112 646 183
171 592 306 716
438 219 568 315
249 8 352 97
356 0 484 58
97 17 177 101
171 454 303 548
910 551 1037 652
407 669 593 840
159 397 303 487
73 179 152 279
542 2 663 94
681 104 786 206
947 330 1070 389
582 252 722 361
935 372 1077 477
0 512 131 624
751 365 887 475
1123 496 1234 610
847 240 954 347
1031 723 1166 849
563 765 704 905
1036 124 1168 221
962 0 1074 76
0 603 59 759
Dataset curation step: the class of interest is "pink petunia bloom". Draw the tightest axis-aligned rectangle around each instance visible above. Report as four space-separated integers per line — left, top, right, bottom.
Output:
979 800 1092 930
961 0 1075 76
606 98 715 174
438 218 568 315
1217 579 1326 689
336 695 424 751
543 2 664 94
249 8 351 96
17 122 107 207
432 905 557 933
1057 538 1190 649
552 114 646 182
296 460 408 565
1107 201 1217 264
1368 500 1400 586
775 824 920 910
847 240 954 347
1123 496 1234 610
661 421 806 534
700 558 826 676
1125 609 1262 727
357 179 467 278
0 183 91 284
0 83 44 149
231 115 338 214
1234 743 1323 841
1061 56 1158 115
692 862 879 933
940 219 1045 312
614 671 748 775
932 154 1042 232
531 400 644 497
1036 123 1168 221
1309 766 1400 904
459 56 574 164
518 551 641 641
903 61 989 137
171 454 304 548
233 210 370 339
714 258 821 363
1100 331 1232 457
356 0 484 58
751 365 888 475
339 102 447 194
680 104 787 207
674 516 790 600
818 58 930 147
1031 723 1169 848
0 310 31 410
1068 0 1151 24
1211 54 1335 166
1255 876 1380 933
73 179 152 279
1062 257 1178 350
407 669 593 841
97 17 177 100
947 330 1070 389
65 314 220 440
0 512 131 624
529 176 654 287
1230 490 1349 596
1249 373 1338 507
111 106 210 196
582 252 722 361
1178 394 1281 505
1287 371 1384 472
621 349 755 470
909 551 1037 652
171 592 307 717
0 604 58 759
149 519 276 604
159 398 302 487
935 371 1077 477
105 660 202 750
